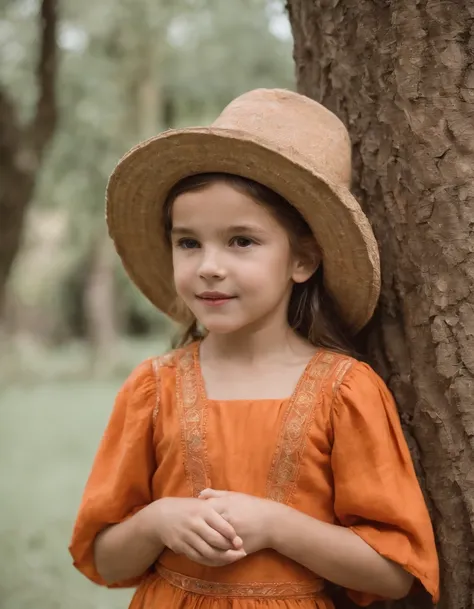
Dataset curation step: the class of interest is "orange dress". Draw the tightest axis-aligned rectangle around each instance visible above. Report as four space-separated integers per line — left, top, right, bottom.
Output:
69 343 439 608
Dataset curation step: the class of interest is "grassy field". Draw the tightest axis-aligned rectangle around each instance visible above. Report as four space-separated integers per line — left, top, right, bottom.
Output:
0 340 169 609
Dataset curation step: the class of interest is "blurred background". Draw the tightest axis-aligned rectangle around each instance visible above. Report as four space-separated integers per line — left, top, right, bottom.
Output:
0 1 294 607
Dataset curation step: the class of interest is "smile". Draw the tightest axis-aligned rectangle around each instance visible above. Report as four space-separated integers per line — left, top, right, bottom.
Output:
196 292 236 306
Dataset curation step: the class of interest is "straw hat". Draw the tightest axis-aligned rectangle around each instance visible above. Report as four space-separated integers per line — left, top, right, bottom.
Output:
107 88 380 333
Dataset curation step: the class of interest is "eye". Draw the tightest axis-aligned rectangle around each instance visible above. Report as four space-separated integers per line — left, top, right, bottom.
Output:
176 238 200 249
230 236 255 248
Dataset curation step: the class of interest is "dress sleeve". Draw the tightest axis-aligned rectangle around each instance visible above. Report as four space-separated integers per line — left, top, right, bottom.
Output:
69 359 158 587
331 361 439 606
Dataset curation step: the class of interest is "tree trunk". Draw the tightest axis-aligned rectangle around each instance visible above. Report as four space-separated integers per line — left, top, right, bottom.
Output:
83 233 119 375
0 0 58 315
287 1 474 608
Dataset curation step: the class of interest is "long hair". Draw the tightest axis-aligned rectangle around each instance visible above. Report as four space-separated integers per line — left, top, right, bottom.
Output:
163 173 355 356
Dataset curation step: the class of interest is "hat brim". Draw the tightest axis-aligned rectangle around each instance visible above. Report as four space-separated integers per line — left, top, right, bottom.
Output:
106 127 380 333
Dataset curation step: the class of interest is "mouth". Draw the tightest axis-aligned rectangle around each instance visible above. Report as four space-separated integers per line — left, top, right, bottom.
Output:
196 292 236 306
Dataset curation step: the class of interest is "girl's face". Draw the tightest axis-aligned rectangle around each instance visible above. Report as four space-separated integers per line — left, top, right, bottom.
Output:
170 182 314 336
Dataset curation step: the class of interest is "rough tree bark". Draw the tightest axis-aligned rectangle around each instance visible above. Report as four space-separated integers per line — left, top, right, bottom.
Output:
287 1 474 608
0 0 58 314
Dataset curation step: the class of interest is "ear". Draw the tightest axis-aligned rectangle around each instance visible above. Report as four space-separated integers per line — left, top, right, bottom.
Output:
292 241 321 284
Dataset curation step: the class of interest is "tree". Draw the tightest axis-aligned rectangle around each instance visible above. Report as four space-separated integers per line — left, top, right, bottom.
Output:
0 0 58 314
287 1 473 607
2 0 294 347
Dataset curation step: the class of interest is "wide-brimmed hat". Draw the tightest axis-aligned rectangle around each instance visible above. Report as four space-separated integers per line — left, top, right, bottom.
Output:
106 88 380 333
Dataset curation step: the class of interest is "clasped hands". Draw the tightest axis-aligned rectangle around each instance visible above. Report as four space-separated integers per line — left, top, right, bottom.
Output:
153 489 279 567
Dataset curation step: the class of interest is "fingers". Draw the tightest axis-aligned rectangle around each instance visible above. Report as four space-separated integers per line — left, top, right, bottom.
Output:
182 533 246 567
196 523 236 550
231 535 243 550
185 546 246 567
180 541 217 566
185 532 219 560
205 510 241 546
199 488 227 499
199 522 243 551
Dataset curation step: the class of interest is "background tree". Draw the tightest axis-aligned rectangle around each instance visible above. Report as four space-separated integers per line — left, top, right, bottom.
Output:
287 1 473 608
1 0 293 358
0 0 58 315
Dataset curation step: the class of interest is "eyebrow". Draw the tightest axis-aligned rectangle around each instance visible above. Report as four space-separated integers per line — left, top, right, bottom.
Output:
171 224 268 236
228 224 268 235
170 226 197 236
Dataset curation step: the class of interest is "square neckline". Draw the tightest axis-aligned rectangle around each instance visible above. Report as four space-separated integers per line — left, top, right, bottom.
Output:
192 341 321 405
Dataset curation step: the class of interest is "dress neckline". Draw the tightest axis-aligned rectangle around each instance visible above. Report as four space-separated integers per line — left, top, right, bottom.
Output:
191 341 320 404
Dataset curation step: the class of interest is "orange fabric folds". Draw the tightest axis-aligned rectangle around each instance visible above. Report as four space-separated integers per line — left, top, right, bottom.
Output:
331 362 439 605
69 344 439 608
69 360 157 587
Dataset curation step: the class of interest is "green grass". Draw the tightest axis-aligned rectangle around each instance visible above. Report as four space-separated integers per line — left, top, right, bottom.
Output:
0 379 143 609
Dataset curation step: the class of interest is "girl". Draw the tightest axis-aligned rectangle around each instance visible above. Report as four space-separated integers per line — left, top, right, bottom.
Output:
70 89 439 608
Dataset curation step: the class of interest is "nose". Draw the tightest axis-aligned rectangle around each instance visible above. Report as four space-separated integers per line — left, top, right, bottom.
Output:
198 247 226 280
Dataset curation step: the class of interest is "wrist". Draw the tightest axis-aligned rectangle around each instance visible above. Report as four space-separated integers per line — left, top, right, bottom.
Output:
265 500 289 550
138 499 166 547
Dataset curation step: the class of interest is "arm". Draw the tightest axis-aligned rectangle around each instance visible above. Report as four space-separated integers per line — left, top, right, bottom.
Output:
94 498 246 585
200 489 415 601
269 503 413 599
71 359 246 587
69 360 160 587
94 504 165 585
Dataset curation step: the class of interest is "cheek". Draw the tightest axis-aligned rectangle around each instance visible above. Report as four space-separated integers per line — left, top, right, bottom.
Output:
254 248 293 279
238 254 292 290
172 254 193 292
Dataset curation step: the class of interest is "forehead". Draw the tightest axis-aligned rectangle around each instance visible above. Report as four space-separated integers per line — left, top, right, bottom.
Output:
171 181 282 231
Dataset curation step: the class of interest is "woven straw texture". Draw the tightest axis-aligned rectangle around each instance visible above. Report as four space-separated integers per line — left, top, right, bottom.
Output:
106 88 380 333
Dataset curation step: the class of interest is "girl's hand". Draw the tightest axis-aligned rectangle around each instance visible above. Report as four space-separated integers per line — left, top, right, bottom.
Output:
199 489 279 554
148 497 247 567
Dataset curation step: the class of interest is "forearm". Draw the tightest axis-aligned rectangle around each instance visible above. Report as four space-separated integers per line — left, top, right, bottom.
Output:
94 504 165 585
269 504 413 599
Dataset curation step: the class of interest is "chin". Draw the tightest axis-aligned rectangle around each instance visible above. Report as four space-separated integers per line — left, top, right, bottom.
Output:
202 321 246 335
197 313 252 335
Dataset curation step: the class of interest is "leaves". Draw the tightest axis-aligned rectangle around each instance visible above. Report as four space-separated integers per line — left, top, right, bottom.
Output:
2 0 294 333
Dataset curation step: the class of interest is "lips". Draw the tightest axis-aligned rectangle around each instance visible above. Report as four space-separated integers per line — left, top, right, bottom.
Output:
197 291 235 300
196 292 236 306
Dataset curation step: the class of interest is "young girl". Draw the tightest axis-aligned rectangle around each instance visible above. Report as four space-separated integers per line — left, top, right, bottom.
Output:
70 89 439 608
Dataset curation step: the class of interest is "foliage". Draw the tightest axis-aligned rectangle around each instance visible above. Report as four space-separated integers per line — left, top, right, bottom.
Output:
0 0 294 339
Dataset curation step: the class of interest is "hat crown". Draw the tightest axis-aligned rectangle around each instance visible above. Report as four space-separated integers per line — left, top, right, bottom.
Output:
212 89 352 187
106 88 380 334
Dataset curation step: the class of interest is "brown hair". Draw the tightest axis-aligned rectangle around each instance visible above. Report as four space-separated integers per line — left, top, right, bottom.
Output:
163 173 355 356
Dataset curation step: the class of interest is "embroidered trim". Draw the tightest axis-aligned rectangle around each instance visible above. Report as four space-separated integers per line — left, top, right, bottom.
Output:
176 346 210 496
151 352 176 429
332 357 354 396
156 565 324 598
266 351 348 504
151 358 162 428
176 342 352 502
